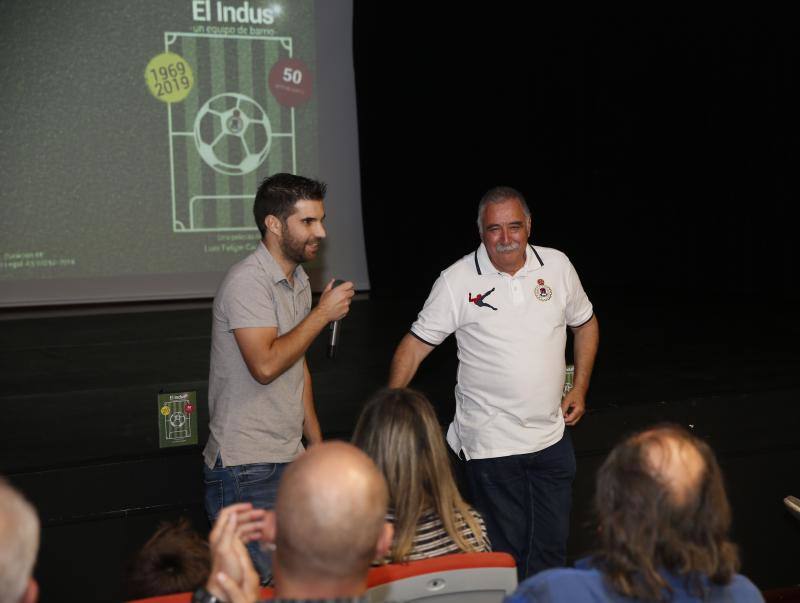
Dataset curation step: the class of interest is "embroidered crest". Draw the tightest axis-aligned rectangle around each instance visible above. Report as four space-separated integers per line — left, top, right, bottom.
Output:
468 287 498 311
535 278 552 302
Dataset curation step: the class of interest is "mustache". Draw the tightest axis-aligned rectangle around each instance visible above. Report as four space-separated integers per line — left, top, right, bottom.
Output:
495 241 520 253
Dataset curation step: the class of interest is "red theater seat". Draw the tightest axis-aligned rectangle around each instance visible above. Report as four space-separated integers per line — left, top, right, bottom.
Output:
126 554 516 603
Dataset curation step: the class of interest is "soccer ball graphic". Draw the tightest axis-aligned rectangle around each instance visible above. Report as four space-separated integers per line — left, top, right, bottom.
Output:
169 411 187 428
193 92 272 175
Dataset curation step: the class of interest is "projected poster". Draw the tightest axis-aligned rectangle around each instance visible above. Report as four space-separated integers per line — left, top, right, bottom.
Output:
0 1 365 307
153 19 313 233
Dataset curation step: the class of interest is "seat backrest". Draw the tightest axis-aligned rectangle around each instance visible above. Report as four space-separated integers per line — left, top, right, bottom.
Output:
366 552 517 603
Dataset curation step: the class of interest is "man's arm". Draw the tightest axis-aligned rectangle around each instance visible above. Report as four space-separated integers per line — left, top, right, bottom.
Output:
561 314 599 426
388 333 436 387
301 359 322 445
234 279 354 385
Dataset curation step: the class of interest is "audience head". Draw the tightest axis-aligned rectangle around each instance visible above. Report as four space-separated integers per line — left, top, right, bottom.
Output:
352 387 487 562
594 424 739 600
271 441 392 596
0 478 40 603
125 518 210 599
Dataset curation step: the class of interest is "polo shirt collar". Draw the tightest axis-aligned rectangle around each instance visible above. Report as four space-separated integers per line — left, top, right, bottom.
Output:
474 242 544 276
256 241 309 287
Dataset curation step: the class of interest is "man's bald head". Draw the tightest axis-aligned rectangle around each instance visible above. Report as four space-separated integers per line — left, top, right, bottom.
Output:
0 478 39 603
635 426 706 506
597 425 719 518
274 442 389 583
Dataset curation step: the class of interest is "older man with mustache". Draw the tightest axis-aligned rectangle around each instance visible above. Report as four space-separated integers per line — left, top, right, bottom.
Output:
389 186 599 581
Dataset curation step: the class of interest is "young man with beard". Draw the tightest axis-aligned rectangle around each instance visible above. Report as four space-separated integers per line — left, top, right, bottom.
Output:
389 186 599 580
203 173 354 580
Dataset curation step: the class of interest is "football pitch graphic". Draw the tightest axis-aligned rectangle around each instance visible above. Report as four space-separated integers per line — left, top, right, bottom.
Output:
161 32 299 233
158 392 198 448
163 398 192 441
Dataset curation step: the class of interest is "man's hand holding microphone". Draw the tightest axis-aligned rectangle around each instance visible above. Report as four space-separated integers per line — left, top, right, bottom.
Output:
315 279 354 358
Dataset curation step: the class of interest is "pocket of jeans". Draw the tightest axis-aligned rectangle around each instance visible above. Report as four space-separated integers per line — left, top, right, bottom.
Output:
203 478 224 522
237 463 278 485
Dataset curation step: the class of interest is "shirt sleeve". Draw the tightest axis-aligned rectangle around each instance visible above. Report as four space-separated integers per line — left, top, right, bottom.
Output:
564 260 593 328
410 272 458 346
221 273 278 331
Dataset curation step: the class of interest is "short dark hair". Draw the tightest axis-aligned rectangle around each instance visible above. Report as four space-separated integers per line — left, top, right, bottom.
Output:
253 173 327 237
124 518 210 599
476 186 530 233
593 425 739 602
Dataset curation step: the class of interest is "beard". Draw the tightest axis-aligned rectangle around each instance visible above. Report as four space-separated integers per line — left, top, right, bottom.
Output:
280 230 321 264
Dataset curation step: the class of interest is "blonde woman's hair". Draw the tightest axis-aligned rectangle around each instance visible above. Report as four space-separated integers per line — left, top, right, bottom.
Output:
352 388 488 562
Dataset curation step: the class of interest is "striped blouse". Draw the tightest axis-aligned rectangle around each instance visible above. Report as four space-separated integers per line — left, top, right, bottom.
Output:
380 506 491 564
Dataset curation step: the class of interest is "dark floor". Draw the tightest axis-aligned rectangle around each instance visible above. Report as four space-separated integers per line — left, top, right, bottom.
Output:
1 295 799 602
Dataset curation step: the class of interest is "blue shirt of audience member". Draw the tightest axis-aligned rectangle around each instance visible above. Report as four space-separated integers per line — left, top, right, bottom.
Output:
504 557 764 603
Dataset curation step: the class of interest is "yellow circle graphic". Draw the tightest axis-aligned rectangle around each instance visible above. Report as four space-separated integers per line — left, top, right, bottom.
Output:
145 52 194 103
160 405 171 416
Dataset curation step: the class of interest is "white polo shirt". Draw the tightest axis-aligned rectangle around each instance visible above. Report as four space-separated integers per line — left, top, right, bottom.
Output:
410 243 593 460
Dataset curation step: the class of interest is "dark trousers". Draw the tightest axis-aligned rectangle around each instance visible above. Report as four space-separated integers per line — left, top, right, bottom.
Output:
464 430 576 582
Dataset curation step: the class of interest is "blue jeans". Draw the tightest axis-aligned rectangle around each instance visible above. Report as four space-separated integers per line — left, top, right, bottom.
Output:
464 430 576 581
203 455 288 582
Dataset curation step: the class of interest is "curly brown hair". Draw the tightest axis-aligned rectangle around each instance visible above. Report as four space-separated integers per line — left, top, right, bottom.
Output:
592 424 740 602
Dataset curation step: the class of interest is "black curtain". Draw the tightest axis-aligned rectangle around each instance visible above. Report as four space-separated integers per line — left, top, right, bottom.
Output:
354 6 799 302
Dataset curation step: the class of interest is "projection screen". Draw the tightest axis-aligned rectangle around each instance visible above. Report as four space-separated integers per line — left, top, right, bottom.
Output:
0 0 368 307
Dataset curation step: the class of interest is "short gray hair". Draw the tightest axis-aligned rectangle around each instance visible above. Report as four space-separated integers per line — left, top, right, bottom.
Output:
0 479 40 603
476 186 531 233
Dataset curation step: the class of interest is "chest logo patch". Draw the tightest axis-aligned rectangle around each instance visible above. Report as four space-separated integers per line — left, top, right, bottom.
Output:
535 279 553 302
469 287 498 311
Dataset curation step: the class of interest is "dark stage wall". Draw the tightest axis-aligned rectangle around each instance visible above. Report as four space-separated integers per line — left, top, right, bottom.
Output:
354 7 799 301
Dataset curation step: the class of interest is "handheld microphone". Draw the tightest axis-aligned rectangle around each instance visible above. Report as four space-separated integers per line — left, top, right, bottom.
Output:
327 279 346 359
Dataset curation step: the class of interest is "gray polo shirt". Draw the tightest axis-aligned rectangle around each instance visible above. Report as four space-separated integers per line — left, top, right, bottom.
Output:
203 242 312 468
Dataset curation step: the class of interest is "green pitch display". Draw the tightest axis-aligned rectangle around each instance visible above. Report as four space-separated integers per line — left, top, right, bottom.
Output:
0 1 368 307
157 31 315 232
158 391 199 448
